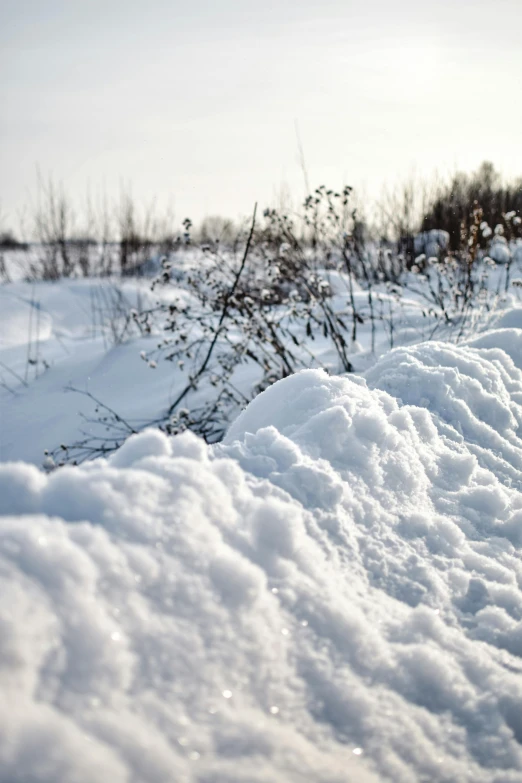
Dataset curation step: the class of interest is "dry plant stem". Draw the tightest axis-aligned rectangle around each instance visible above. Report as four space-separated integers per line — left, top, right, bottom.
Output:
341 246 358 343
64 386 138 434
0 359 28 388
352 235 376 353
0 381 18 397
167 203 258 417
24 286 35 383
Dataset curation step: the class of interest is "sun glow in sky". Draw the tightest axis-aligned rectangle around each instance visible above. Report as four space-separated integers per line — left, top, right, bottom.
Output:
1 0 521 231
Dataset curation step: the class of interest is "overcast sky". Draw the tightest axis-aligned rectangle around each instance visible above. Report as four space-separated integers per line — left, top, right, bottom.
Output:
1 0 521 232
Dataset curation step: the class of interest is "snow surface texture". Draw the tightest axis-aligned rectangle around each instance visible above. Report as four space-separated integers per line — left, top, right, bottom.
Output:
3 333 522 781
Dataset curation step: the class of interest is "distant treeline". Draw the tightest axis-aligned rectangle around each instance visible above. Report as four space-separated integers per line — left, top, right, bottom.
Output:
1 162 520 278
422 162 522 250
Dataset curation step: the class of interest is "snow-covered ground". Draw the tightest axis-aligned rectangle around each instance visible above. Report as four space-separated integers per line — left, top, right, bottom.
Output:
3 339 522 781
2 268 522 781
1 263 518 464
0 279 184 464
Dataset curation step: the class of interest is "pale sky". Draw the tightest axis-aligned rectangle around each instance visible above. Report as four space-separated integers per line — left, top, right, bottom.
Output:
1 0 521 233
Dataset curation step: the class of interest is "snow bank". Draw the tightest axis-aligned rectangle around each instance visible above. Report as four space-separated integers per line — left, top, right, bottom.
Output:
2 334 522 781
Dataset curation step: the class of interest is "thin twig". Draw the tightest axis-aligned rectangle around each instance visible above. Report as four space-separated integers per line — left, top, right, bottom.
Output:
64 386 138 434
0 359 28 387
0 380 18 397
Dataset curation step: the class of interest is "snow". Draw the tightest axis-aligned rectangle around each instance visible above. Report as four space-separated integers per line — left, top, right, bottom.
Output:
489 236 512 265
0 277 442 464
2 326 522 781
3 256 522 780
414 229 450 260
0 280 183 463
4 268 518 465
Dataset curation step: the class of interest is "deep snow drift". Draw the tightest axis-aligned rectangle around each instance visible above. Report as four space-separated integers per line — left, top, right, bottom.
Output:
2 329 522 781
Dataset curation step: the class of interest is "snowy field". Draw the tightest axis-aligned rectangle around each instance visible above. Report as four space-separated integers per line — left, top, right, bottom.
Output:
2 257 522 780
0 274 432 464
2 244 521 465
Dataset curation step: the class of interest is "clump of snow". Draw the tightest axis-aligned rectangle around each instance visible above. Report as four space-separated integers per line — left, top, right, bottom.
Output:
488 235 512 265
2 331 522 781
413 229 450 260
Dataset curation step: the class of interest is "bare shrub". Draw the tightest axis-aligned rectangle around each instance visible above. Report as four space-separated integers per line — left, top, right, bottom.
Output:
33 176 75 279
